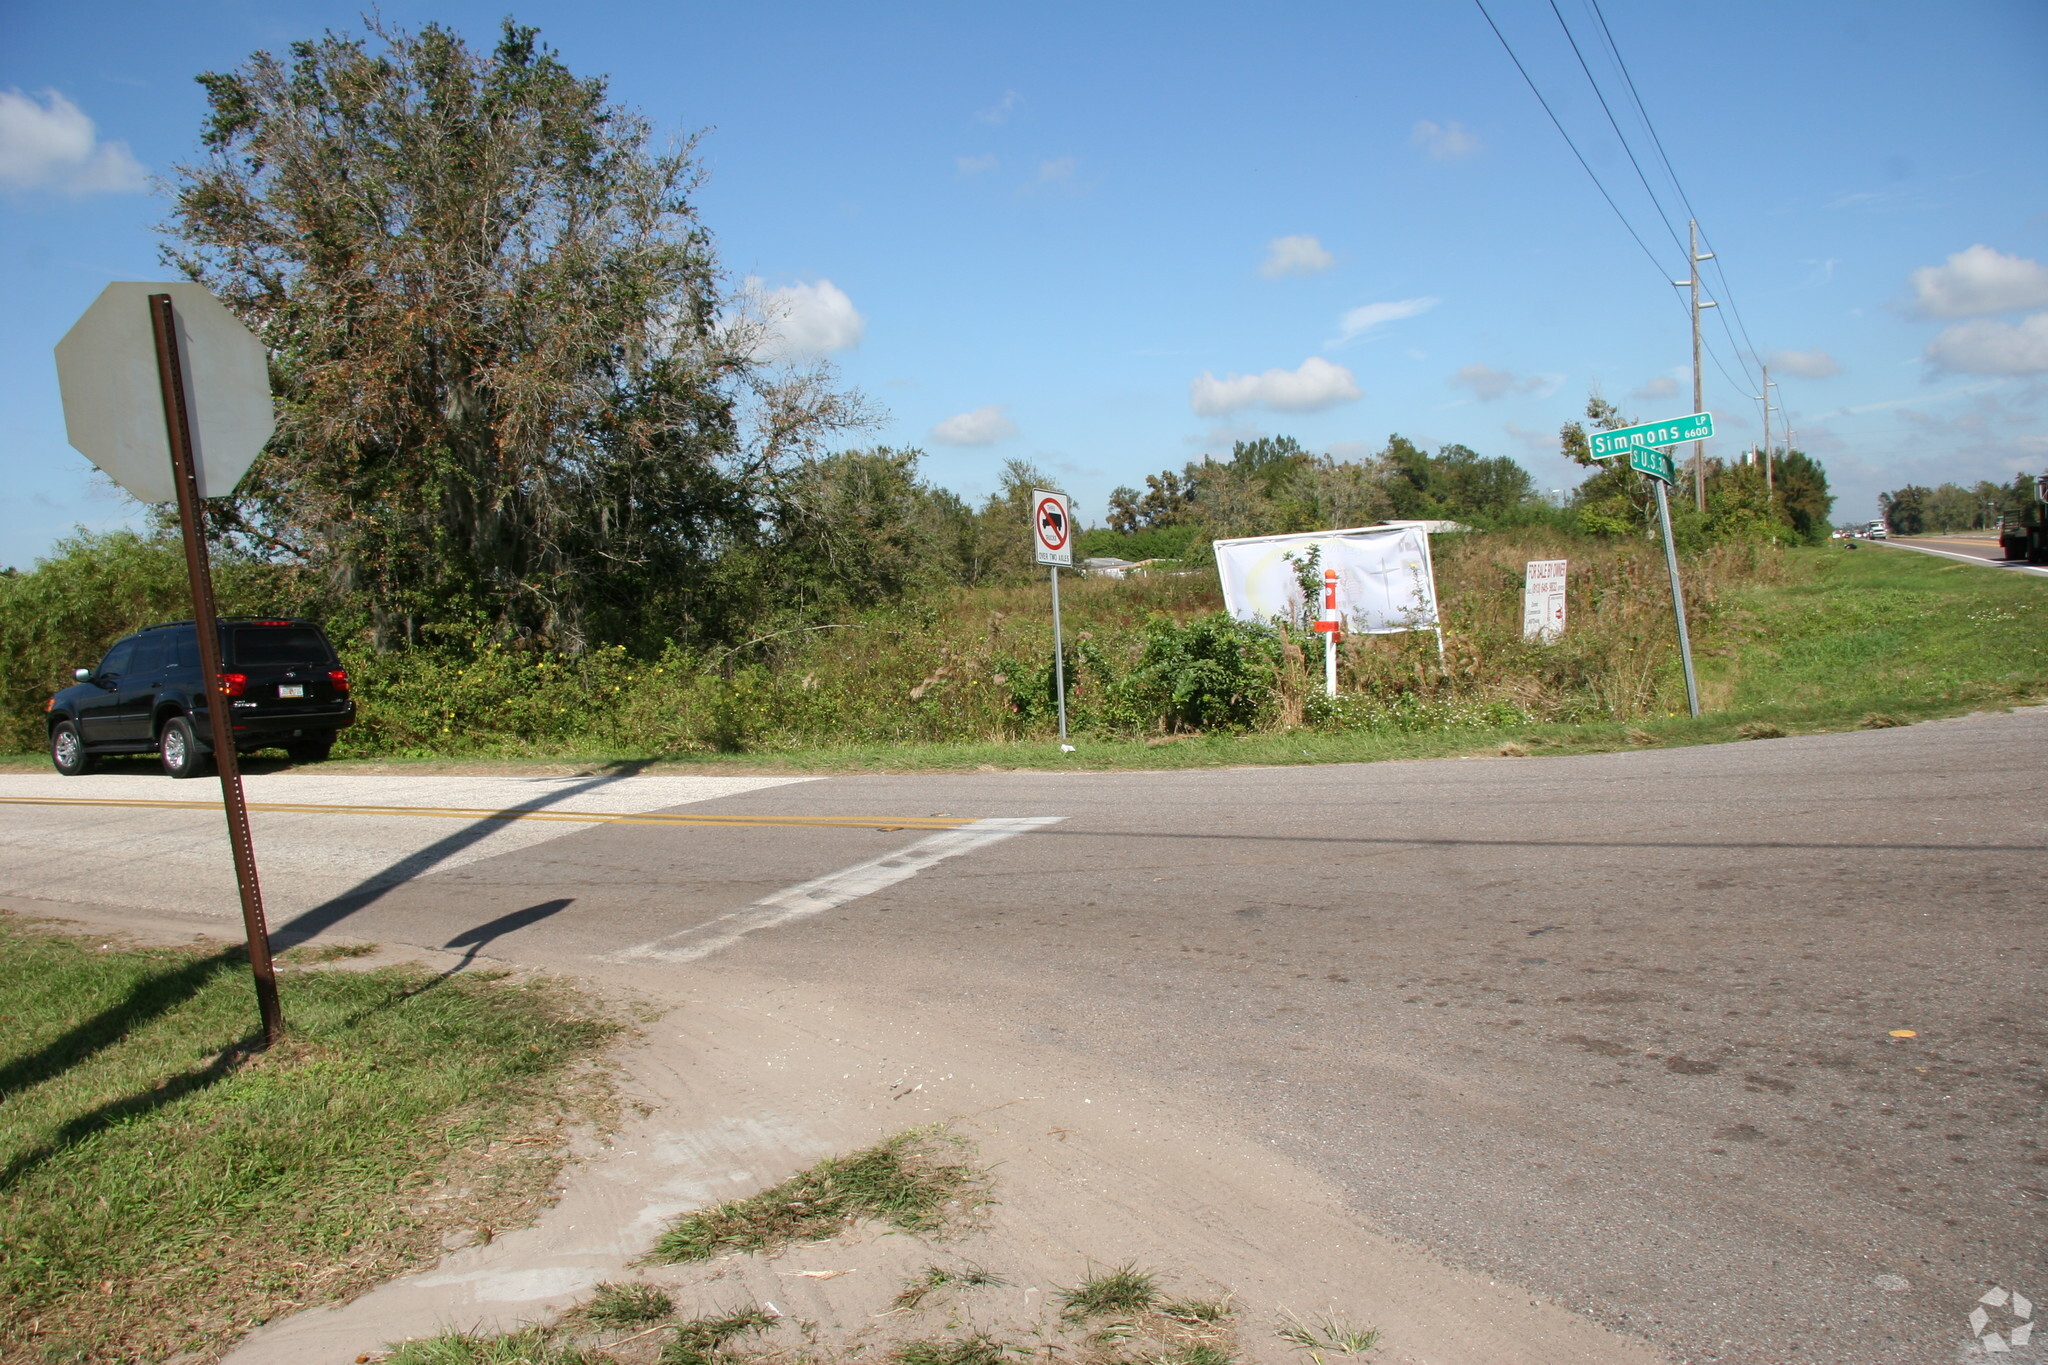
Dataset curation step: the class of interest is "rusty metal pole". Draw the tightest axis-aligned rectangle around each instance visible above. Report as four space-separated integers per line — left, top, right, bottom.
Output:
149 292 283 1047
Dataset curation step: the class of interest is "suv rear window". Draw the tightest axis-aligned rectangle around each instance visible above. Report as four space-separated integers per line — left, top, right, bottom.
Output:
230 626 334 666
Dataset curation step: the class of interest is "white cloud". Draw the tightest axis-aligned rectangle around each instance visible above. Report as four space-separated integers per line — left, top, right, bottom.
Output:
1030 156 1077 188
1924 312 2048 375
1630 375 1682 402
1259 234 1334 279
1190 356 1361 416
1326 296 1438 348
741 277 866 361
930 405 1017 446
976 90 1022 124
1409 119 1480 161
0 88 147 193
955 154 998 175
1766 348 1842 379
1448 363 1554 401
1908 245 2048 319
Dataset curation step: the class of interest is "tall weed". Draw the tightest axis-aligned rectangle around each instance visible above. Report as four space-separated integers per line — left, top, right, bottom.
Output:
2 530 1798 756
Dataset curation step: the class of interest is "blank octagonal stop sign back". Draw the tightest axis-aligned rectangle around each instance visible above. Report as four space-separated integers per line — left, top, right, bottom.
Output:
54 282 275 503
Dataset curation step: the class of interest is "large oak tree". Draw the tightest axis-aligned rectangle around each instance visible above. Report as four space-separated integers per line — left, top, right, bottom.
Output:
164 20 865 652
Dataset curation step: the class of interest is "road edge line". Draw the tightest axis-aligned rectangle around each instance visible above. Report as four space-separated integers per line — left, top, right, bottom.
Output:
611 816 1064 965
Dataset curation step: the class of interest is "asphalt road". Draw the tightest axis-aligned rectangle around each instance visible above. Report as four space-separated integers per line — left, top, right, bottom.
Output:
5 710 2045 1364
1883 535 2048 577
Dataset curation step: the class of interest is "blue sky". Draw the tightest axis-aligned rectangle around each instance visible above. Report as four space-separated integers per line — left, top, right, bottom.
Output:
3 0 2045 568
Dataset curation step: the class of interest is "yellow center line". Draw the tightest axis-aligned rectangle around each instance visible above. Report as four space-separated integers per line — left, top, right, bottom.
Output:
0 796 971 832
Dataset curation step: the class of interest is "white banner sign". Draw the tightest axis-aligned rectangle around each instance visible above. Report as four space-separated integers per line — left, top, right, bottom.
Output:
1522 559 1567 642
1212 525 1440 634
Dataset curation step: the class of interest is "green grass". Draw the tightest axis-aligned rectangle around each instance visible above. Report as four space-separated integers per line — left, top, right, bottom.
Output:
660 1308 776 1365
574 1280 676 1327
652 1128 985 1263
892 1335 1019 1365
892 1261 1010 1310
384 1328 607 1365
1 545 2037 779
1060 1263 1164 1321
0 916 618 1362
1275 1312 1382 1361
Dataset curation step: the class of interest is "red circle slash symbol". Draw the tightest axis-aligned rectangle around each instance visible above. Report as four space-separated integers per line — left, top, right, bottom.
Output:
1035 497 1069 550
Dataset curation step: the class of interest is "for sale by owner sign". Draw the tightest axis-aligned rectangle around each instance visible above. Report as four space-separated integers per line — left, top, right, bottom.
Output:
1522 559 1567 642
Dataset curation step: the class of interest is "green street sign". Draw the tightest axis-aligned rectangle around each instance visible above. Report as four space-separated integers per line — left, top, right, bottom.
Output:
1631 447 1677 484
1589 411 1715 462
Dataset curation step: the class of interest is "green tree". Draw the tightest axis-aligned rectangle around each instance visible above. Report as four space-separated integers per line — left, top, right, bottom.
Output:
162 19 867 654
966 459 1065 583
770 448 970 611
1878 485 1930 535
0 531 302 752
1773 449 1834 542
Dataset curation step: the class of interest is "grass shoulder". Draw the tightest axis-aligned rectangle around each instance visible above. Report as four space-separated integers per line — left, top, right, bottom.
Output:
0 915 621 1362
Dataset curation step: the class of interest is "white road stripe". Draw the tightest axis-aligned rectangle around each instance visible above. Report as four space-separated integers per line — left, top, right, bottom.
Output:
613 816 1063 964
1877 540 2048 577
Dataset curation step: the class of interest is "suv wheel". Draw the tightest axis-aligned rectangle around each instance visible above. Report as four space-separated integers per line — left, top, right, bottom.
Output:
159 716 207 779
51 720 94 776
286 733 335 764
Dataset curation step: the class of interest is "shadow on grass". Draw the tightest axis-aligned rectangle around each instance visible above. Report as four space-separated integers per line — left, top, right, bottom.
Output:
0 948 242 1104
0 1029 263 1192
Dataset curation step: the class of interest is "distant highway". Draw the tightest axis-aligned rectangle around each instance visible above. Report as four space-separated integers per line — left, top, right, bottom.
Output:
1881 533 2048 576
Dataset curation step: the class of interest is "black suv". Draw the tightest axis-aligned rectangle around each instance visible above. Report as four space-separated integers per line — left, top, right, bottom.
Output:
48 618 355 778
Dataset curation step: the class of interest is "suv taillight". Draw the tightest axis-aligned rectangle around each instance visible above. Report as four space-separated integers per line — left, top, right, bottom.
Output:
328 668 351 695
217 672 248 697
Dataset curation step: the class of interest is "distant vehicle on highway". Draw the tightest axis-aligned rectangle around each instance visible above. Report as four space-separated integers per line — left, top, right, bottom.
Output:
1864 521 1888 540
1999 472 2048 564
47 618 354 778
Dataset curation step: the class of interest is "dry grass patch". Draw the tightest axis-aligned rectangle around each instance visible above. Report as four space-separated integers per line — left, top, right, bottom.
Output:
653 1127 987 1263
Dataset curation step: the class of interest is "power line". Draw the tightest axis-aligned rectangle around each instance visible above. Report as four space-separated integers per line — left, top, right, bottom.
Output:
1580 0 1766 390
1473 0 1759 407
1469 0 1680 285
1543 0 1691 263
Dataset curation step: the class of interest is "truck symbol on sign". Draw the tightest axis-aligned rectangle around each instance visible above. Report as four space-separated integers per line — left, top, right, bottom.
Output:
1037 499 1068 548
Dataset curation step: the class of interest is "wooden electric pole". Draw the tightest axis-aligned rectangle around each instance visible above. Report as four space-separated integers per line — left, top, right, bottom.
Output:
1677 220 1718 512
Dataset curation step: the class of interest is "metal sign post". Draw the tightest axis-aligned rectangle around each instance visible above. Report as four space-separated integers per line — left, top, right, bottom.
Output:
150 294 283 1044
56 282 283 1046
1591 411 1710 720
1031 490 1074 744
1650 475 1701 718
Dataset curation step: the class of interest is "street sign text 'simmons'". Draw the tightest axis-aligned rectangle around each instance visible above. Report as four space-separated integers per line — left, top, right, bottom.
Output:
1589 412 1715 461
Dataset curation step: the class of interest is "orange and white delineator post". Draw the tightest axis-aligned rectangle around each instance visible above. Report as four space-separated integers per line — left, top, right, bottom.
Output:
1313 566 1340 698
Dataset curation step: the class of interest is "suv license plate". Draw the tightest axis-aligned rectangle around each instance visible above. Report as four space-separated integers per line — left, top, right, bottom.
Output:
278 684 305 699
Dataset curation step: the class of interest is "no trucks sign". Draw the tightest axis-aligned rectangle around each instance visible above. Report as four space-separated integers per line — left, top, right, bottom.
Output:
1032 489 1072 567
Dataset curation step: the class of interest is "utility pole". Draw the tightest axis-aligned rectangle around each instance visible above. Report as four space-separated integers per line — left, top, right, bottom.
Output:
1761 368 1777 494
1676 220 1718 512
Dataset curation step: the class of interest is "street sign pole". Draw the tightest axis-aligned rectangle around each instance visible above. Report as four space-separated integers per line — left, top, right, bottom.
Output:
1650 471 1701 719
1048 566 1069 743
1592 412 1710 721
1030 490 1074 745
149 292 283 1046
